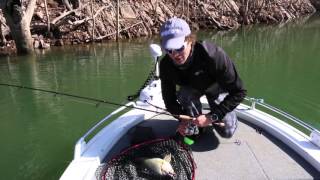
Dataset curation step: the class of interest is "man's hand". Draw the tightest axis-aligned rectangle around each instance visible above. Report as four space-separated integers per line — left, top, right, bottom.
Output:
194 114 213 127
176 114 215 135
177 120 189 136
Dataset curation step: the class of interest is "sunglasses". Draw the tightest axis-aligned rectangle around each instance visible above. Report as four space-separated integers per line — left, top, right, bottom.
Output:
165 43 186 54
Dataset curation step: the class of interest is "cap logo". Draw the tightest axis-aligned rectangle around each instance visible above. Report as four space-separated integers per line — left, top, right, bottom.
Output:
160 27 183 37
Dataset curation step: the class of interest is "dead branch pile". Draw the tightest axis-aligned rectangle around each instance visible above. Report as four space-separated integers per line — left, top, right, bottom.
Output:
0 0 317 50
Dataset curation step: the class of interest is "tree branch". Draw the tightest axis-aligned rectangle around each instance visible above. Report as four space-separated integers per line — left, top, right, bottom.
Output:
63 0 73 11
51 9 78 25
25 0 37 25
96 21 143 40
69 5 112 26
44 0 50 33
50 2 91 26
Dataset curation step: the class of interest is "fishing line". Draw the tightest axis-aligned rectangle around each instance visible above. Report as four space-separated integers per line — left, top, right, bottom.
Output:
145 101 167 111
1 83 199 145
0 83 178 118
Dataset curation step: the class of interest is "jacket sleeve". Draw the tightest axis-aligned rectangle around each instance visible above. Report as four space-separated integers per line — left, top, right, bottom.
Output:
159 58 184 116
204 42 247 119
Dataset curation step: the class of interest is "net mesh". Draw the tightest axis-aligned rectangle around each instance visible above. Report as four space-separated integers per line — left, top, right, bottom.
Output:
96 138 195 180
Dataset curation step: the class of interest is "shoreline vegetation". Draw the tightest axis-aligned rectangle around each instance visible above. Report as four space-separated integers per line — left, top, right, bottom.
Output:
0 0 318 56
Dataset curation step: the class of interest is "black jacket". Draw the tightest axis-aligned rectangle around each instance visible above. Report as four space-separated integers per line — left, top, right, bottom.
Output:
159 41 247 119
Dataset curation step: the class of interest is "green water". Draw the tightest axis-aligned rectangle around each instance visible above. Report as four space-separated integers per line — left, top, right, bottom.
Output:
0 14 319 179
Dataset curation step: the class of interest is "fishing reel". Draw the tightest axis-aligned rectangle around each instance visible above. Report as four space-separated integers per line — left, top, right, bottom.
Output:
183 102 201 136
184 122 199 136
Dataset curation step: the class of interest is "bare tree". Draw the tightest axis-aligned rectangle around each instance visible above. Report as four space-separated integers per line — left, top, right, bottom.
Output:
0 0 37 54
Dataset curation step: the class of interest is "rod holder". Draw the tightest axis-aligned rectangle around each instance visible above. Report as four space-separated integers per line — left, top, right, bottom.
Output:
249 98 264 110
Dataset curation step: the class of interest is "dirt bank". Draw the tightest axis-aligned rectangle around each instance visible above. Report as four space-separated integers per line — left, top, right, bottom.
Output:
0 0 316 55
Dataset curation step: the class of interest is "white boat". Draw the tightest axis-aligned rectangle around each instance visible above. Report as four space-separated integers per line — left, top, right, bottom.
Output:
60 44 320 180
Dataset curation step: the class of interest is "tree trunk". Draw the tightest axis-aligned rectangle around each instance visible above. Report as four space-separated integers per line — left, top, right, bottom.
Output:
4 14 33 54
0 0 37 55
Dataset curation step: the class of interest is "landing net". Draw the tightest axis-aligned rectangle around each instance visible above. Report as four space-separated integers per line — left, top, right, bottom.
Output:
96 138 195 180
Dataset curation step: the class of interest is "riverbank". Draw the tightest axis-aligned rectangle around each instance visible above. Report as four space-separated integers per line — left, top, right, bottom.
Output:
0 0 317 55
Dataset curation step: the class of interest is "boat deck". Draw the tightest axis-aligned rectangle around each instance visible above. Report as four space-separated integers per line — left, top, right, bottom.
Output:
103 114 320 179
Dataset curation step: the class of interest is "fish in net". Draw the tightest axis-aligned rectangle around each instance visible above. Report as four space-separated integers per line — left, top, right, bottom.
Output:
97 138 196 180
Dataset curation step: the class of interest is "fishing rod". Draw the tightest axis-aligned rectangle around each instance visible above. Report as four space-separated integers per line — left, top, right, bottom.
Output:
0 83 195 121
1 82 199 145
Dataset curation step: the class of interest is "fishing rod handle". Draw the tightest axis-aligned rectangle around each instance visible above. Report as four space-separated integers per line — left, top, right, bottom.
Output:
178 115 196 121
177 114 226 126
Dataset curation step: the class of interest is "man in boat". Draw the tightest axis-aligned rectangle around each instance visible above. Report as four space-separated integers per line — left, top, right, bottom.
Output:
159 17 247 138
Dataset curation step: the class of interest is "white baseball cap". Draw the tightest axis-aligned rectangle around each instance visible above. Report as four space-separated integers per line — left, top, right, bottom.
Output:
160 17 191 50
